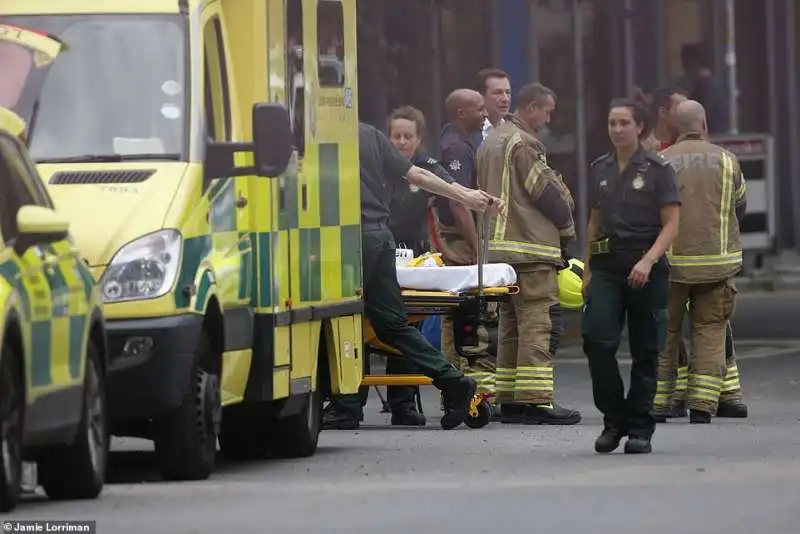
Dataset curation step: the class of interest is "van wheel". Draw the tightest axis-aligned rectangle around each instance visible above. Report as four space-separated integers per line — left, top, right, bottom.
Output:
268 391 321 459
154 333 220 481
219 404 269 461
0 343 23 513
39 341 108 501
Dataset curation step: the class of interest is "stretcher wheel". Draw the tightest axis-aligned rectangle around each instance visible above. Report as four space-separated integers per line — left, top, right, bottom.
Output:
464 398 492 429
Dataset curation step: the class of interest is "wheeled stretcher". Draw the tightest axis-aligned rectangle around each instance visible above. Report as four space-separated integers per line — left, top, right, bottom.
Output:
360 215 517 428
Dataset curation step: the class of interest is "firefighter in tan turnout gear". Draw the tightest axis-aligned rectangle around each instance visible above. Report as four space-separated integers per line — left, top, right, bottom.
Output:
656 100 747 424
476 82 581 425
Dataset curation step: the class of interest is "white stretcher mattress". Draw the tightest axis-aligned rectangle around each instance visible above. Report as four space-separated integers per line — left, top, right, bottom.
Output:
396 264 518 293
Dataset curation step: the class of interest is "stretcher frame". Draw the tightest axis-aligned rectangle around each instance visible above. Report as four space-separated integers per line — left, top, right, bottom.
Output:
360 212 518 427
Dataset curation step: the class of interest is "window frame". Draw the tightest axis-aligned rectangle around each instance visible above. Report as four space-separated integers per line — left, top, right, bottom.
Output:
202 15 232 142
0 131 45 243
286 0 306 156
0 133 51 208
316 0 346 89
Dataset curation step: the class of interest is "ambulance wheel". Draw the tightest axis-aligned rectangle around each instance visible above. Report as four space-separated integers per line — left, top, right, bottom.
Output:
40 340 108 501
219 404 270 461
154 333 221 481
464 400 492 429
0 341 23 513
268 390 321 459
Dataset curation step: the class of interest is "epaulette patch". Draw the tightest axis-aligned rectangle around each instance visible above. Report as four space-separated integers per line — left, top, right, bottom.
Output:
645 150 669 167
590 153 611 167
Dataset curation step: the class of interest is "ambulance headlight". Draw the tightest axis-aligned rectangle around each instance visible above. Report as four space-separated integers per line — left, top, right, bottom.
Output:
100 230 182 303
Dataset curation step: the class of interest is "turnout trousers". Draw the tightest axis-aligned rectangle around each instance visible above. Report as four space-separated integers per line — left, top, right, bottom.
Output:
495 263 561 406
656 279 738 414
331 227 462 416
582 254 670 439
673 321 743 405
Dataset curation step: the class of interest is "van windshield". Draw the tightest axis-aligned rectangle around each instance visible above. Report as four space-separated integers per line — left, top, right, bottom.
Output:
0 14 187 162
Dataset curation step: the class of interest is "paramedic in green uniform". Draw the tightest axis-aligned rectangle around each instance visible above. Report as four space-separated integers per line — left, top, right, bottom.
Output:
322 121 503 431
582 98 680 454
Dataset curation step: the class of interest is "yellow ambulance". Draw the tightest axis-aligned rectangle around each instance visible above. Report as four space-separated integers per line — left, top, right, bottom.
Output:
0 0 363 481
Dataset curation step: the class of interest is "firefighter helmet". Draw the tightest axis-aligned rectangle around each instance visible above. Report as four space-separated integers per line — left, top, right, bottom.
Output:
558 257 585 310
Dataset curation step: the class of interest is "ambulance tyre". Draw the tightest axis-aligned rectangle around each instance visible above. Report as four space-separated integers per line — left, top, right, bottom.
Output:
219 404 270 461
0 339 24 513
267 390 321 459
39 340 108 501
154 332 221 481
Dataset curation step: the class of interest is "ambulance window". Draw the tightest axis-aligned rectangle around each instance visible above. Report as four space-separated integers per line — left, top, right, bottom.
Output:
0 133 40 241
203 16 232 141
286 0 305 156
317 0 345 88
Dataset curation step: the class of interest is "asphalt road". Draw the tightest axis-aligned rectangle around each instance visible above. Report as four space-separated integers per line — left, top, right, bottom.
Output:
5 295 800 534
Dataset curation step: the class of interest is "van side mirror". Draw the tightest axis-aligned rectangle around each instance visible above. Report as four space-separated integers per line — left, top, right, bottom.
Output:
202 102 293 190
253 103 293 178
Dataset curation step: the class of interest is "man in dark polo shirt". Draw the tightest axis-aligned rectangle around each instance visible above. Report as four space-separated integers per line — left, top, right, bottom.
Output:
323 122 504 430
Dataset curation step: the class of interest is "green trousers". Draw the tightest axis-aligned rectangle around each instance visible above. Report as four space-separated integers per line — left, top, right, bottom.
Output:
582 254 670 439
329 228 461 416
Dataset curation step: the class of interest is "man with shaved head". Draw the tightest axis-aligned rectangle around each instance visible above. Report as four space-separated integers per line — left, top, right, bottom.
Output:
430 89 497 401
657 100 748 424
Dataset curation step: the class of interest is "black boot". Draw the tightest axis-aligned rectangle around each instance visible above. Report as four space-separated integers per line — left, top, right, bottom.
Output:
624 436 652 454
499 403 524 424
519 402 581 425
652 407 671 423
321 403 361 430
689 409 712 424
669 400 688 418
595 425 626 454
716 400 748 418
435 376 477 430
391 407 427 426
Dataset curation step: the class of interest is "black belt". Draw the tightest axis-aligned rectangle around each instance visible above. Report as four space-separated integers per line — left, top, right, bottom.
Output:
589 237 654 256
362 222 388 232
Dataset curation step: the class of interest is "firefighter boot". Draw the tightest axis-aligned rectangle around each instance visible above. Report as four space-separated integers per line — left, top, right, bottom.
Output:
595 425 626 454
624 436 653 454
652 407 670 423
499 403 524 424
670 400 688 418
690 409 712 424
435 375 477 430
519 402 582 425
717 400 748 418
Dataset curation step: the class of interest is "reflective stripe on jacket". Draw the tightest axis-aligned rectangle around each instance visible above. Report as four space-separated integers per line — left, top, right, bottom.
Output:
662 134 746 282
476 118 571 266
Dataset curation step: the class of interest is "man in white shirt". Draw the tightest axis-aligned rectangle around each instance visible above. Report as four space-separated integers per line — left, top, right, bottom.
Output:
474 68 512 143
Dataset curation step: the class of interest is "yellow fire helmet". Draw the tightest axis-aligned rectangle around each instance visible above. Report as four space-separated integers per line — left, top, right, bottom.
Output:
558 257 585 310
0 107 26 140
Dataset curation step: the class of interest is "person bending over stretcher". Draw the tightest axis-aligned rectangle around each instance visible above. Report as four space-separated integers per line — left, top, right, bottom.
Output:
322 119 504 431
324 106 465 428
